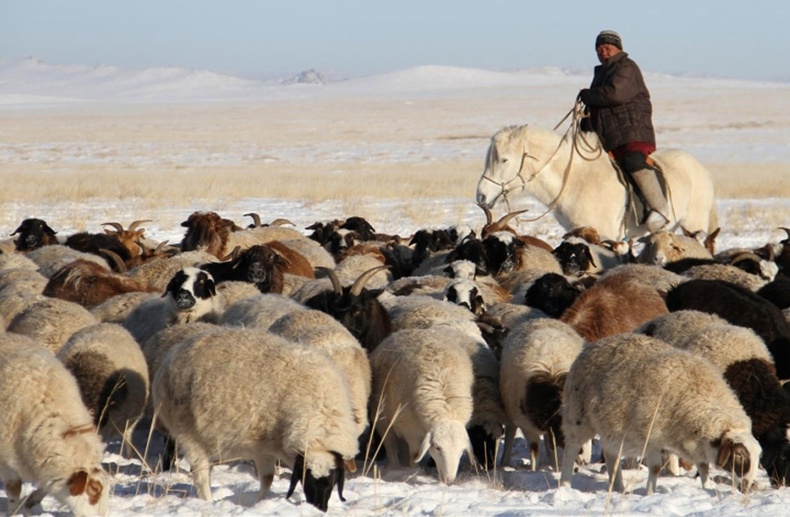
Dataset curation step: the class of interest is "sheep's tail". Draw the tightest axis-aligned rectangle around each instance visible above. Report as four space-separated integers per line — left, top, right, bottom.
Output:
521 371 569 447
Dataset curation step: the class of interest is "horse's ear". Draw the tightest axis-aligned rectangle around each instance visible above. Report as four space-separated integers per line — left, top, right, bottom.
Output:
512 124 530 143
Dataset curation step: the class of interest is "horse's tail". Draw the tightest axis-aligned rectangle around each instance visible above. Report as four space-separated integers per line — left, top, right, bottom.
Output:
708 200 719 234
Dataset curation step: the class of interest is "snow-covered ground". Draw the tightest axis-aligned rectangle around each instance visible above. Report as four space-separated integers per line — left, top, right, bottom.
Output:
2 58 790 515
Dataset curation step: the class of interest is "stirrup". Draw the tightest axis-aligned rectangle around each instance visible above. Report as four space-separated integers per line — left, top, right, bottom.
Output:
645 211 669 233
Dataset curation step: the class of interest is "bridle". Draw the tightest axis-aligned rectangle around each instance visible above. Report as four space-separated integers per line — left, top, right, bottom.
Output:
478 140 543 212
479 100 604 218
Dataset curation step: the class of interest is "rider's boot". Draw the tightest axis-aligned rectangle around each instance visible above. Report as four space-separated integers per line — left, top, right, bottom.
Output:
631 168 669 233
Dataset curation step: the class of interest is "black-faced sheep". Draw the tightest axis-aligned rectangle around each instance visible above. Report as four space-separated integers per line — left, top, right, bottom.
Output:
122 267 222 346
152 328 359 511
268 309 372 440
560 333 762 494
453 336 507 470
369 328 476 484
0 333 110 516
523 272 584 318
639 310 790 486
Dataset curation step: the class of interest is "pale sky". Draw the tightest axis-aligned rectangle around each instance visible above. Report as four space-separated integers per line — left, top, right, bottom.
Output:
1 0 787 81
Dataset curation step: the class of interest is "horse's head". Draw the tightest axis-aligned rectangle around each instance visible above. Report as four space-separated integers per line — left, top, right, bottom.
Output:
476 125 532 208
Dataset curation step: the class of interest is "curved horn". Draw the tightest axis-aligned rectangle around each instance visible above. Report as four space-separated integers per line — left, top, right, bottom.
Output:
728 251 763 266
99 248 127 273
477 203 493 225
779 227 790 242
218 245 242 263
269 217 295 227
101 222 124 233
350 265 390 297
244 213 261 228
496 208 530 227
316 266 343 294
128 219 152 232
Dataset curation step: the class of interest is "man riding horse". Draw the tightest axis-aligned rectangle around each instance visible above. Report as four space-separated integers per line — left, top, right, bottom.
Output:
578 30 669 233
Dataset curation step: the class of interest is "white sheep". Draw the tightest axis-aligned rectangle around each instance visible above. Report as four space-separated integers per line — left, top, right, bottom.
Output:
57 323 149 454
0 290 45 330
638 310 790 484
219 292 306 328
638 310 776 393
126 249 218 290
226 225 305 251
25 244 109 278
213 279 262 308
481 301 549 330
335 254 393 289
122 267 222 345
369 328 476 483
278 237 336 269
380 293 487 346
0 268 48 294
89 291 158 324
598 263 686 295
682 263 769 291
7 297 99 353
152 328 359 511
0 252 40 275
636 230 713 265
500 318 586 470
560 333 762 495
268 309 372 438
0 333 110 516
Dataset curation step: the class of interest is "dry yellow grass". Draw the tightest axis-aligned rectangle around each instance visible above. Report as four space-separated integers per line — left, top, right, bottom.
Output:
1 95 788 233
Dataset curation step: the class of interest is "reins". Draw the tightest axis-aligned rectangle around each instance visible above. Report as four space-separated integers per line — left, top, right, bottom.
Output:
515 100 603 222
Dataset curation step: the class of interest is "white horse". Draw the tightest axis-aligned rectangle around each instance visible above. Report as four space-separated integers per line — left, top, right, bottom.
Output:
476 124 718 241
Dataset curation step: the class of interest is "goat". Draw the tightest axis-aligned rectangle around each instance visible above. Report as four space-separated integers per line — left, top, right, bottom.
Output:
304 266 392 352
101 220 151 257
10 218 59 251
43 259 159 309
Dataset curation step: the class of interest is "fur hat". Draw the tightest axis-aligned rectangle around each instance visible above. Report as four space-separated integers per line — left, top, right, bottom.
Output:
595 30 622 50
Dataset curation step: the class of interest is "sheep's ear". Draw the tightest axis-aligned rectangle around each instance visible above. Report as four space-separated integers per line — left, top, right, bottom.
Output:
67 470 89 497
583 245 597 268
286 454 304 499
414 432 432 464
716 438 751 476
466 437 478 471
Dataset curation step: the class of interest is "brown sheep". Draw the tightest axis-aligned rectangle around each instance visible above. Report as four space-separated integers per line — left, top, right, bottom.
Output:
43 259 159 309
560 274 668 342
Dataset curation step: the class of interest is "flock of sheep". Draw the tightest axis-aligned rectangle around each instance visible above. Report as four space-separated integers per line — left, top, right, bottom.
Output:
1 207 790 515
